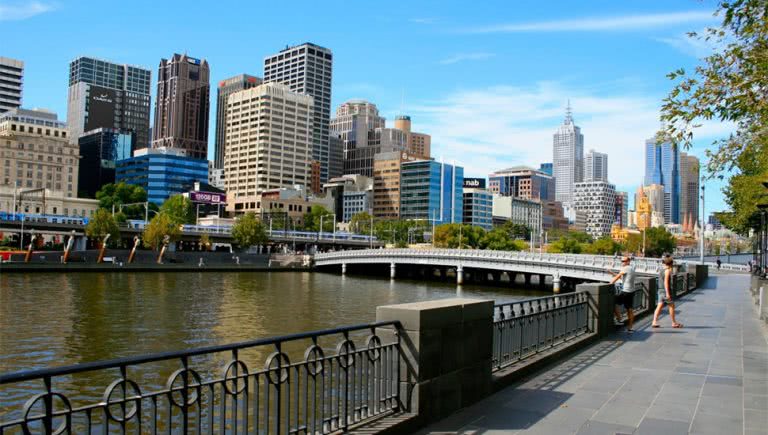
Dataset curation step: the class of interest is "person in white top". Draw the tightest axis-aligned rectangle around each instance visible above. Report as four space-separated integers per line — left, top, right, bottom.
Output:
609 256 637 333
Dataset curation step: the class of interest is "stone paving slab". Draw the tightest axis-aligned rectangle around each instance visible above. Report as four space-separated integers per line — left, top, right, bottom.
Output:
416 273 768 435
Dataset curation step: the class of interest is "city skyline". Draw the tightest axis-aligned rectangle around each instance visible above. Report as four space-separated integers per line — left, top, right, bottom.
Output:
1 0 731 212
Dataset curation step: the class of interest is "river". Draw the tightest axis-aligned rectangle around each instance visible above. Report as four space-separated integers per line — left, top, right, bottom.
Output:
0 271 543 425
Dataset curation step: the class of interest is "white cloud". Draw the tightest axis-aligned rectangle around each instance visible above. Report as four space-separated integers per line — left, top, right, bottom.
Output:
439 52 495 65
409 17 438 24
464 11 715 33
655 30 720 58
0 1 56 21
406 82 733 192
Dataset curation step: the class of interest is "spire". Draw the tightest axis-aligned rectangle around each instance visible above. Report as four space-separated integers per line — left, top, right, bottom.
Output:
564 100 573 125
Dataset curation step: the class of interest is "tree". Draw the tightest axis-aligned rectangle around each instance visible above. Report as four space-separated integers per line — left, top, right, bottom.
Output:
644 227 677 258
547 237 583 254
433 224 485 248
95 183 149 219
480 228 524 251
231 212 268 249
142 213 181 250
302 206 333 232
349 211 373 235
160 195 195 225
85 208 120 247
584 236 622 255
716 141 768 234
199 233 211 251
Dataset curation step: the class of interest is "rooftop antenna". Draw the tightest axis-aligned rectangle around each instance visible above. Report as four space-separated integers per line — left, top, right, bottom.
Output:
565 99 573 124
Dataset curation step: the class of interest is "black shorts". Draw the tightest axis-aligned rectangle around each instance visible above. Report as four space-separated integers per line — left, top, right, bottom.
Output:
615 292 634 310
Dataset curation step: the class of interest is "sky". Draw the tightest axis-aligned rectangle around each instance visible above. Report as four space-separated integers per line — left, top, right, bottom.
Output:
1 0 732 214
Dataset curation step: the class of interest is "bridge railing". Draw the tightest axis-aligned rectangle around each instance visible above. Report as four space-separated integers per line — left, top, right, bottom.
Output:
0 321 402 434
492 292 590 372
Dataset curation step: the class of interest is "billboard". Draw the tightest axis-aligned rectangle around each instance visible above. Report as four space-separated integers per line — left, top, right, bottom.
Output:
463 178 486 189
85 86 117 131
190 191 226 204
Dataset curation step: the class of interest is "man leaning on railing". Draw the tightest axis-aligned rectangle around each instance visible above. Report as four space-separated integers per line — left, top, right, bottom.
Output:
608 255 638 333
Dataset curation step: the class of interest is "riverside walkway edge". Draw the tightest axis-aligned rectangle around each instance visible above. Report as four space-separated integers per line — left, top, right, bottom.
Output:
417 273 768 435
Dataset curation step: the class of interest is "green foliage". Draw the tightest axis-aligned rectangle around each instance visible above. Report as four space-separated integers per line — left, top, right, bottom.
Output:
716 142 768 234
480 228 525 251
643 227 677 258
302 206 333 232
434 224 486 248
231 212 268 249
95 183 148 219
583 236 622 255
374 219 429 245
547 237 583 254
660 1 768 176
349 212 373 235
160 195 195 225
199 233 211 251
85 208 120 247
142 213 181 250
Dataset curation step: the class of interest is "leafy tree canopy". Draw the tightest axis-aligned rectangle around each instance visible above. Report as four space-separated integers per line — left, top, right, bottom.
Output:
142 212 181 250
160 195 195 225
231 212 268 249
95 183 149 219
302 206 333 232
85 208 120 247
434 224 486 249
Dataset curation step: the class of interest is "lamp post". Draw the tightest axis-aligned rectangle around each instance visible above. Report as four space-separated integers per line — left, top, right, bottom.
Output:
700 181 705 264
758 204 768 277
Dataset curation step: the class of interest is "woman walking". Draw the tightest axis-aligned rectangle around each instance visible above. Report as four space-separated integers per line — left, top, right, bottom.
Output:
652 255 683 328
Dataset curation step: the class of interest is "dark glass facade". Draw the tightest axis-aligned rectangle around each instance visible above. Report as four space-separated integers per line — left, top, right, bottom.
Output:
77 128 135 198
400 160 463 224
116 151 208 204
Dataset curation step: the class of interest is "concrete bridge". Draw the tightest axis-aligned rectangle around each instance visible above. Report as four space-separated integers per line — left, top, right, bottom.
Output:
315 248 663 292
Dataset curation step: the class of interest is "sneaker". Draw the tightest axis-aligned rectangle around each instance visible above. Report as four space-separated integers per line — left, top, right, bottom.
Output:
614 320 624 326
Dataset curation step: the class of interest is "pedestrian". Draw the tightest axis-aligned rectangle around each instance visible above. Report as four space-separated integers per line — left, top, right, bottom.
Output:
652 255 683 328
609 255 637 333
716 257 722 270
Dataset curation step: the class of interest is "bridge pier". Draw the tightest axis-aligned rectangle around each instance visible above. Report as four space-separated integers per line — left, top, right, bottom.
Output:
457 266 464 285
539 274 546 288
390 262 396 279
440 267 447 280
491 272 501 283
507 272 517 285
524 273 531 286
341 263 346 275
553 275 561 293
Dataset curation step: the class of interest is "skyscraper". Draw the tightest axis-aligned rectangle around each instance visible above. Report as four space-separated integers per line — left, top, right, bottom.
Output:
152 54 210 159
573 181 617 239
223 83 313 213
264 43 333 183
553 103 584 206
330 100 407 177
0 57 23 114
393 115 431 158
67 56 152 148
584 149 608 182
214 74 262 169
680 152 700 226
400 160 463 224
488 166 555 200
643 138 680 223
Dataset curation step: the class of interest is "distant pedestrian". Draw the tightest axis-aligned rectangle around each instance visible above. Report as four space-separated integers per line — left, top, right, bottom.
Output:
748 260 753 273
610 255 637 333
652 255 683 328
716 257 722 270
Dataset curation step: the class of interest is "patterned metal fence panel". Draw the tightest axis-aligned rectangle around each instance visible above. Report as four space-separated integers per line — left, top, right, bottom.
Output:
492 292 590 372
0 322 402 434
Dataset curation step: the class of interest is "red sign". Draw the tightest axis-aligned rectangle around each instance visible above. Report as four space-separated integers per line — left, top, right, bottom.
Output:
190 191 226 204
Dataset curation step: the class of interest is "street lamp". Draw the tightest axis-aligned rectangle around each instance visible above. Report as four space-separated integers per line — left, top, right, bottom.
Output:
700 181 705 264
758 204 768 277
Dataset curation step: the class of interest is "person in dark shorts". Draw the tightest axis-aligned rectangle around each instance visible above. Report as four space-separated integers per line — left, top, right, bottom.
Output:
609 255 637 332
652 255 683 328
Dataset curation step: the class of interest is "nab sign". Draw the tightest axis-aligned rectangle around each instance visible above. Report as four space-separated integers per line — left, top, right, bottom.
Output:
463 178 486 189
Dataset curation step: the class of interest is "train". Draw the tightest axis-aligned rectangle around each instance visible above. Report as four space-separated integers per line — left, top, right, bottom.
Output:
0 212 90 226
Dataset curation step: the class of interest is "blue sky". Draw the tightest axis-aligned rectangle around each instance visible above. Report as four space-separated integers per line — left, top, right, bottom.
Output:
1 0 731 213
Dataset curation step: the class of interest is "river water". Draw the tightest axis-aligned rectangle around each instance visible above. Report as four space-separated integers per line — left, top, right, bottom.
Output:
0 271 541 426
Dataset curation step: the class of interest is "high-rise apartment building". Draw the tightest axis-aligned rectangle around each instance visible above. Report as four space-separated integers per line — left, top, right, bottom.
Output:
488 166 555 200
372 150 419 219
553 104 584 205
573 181 617 239
152 54 210 159
214 74 262 169
264 43 332 183
584 149 608 182
77 128 134 198
330 100 407 177
393 115 431 158
0 57 24 114
463 188 493 230
321 174 372 222
400 160 463 224
0 108 79 197
614 191 628 228
492 196 543 237
67 56 152 149
644 138 680 223
223 83 313 214
539 162 553 176
680 152 700 226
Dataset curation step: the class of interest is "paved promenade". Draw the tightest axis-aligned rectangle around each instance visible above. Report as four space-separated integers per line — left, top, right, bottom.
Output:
418 273 768 435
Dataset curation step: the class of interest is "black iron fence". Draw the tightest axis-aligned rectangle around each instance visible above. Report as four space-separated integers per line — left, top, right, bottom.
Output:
492 292 590 372
0 322 402 434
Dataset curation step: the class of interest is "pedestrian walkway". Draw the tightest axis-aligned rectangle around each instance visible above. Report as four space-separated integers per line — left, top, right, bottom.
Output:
417 273 768 435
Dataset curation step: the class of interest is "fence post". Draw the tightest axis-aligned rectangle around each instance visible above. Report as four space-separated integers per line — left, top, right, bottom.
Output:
376 298 494 422
576 283 615 338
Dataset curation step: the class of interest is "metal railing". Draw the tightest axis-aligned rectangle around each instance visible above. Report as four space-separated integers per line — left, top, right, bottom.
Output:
0 322 403 434
492 292 590 372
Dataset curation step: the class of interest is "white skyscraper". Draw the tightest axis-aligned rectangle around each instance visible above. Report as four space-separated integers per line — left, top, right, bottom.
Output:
553 103 584 206
584 149 608 182
0 57 24 114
